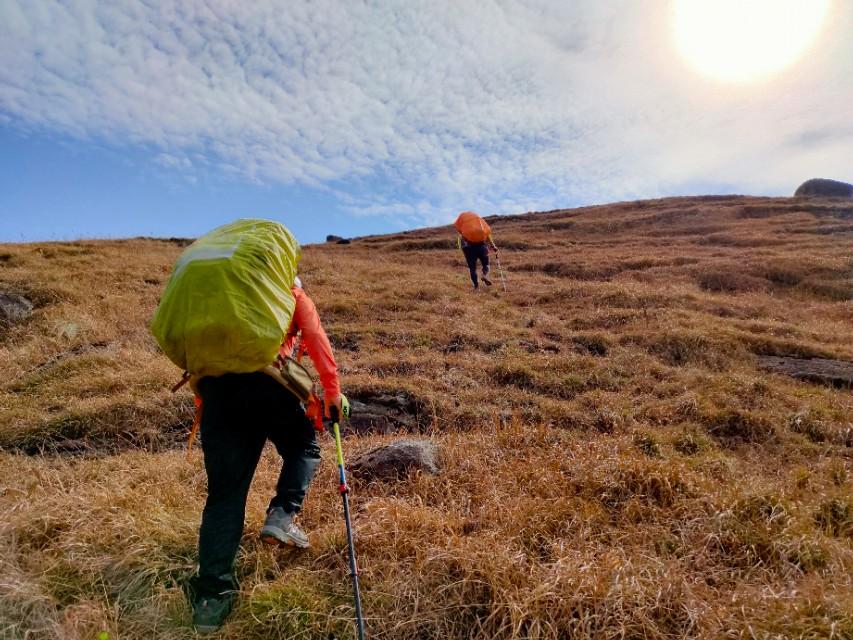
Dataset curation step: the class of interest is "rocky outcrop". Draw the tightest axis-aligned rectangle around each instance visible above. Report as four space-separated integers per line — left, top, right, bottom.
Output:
326 234 344 242
794 178 853 198
349 439 440 480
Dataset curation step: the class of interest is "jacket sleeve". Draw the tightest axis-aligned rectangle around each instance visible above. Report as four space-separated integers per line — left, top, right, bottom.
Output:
283 288 340 398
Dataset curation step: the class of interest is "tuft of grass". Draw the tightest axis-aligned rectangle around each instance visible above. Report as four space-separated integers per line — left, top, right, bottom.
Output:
570 332 610 356
699 407 776 444
638 330 738 368
673 429 708 456
489 362 537 390
789 410 830 443
697 269 768 293
814 498 853 538
828 460 848 486
633 431 661 457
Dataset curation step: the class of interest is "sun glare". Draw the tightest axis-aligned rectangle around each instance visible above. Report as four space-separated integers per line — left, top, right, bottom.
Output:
673 0 831 82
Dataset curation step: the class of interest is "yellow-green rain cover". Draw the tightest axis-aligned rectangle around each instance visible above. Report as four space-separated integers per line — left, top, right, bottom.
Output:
151 219 301 377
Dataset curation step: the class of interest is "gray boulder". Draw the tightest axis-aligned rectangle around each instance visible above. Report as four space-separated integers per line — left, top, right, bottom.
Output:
349 439 440 480
0 293 33 326
794 178 853 198
326 234 345 242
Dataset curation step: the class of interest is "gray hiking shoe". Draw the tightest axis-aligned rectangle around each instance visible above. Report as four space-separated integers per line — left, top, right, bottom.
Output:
192 593 234 634
482 275 493 286
260 507 310 548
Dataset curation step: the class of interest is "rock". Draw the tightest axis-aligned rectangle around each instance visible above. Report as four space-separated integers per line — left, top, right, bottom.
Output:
758 356 853 388
336 238 352 245
326 234 344 242
0 293 33 326
349 439 440 480
794 178 853 198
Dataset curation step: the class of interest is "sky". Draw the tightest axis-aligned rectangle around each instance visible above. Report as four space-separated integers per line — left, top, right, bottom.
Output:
1 1 851 245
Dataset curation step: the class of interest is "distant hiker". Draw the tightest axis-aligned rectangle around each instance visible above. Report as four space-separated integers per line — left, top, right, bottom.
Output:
150 220 341 634
454 210 499 289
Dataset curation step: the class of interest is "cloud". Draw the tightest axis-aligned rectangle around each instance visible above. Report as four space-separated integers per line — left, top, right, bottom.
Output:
1 0 852 226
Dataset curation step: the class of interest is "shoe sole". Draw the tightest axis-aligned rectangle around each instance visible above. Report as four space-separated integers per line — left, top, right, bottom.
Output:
482 278 492 286
260 525 310 549
194 624 220 635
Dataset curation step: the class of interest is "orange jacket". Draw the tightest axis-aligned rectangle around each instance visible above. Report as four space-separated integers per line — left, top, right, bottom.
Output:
280 287 340 399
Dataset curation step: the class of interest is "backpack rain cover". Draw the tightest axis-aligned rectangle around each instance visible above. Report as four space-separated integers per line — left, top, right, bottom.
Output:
454 211 491 243
150 219 301 377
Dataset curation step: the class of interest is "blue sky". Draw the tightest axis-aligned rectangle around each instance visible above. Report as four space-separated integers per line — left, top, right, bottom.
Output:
0 126 394 242
1 1 851 245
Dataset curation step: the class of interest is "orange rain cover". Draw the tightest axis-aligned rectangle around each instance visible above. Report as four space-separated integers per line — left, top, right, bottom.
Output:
453 211 491 243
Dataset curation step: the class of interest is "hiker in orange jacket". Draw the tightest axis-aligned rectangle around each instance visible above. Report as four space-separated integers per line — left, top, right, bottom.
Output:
454 211 499 289
189 276 340 632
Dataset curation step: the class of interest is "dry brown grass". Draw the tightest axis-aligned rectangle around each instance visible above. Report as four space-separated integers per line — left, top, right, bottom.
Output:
1 196 852 638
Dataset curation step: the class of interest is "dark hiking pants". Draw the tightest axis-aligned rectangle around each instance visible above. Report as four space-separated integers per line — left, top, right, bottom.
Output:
190 372 321 598
462 242 490 287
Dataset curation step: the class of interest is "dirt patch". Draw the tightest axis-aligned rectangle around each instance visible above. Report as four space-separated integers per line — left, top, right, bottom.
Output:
1 396 195 457
9 423 190 457
518 339 560 354
441 333 503 354
328 330 360 351
758 356 853 388
347 390 426 434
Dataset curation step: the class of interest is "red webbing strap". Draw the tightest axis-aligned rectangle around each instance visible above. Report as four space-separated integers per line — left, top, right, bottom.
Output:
186 396 202 459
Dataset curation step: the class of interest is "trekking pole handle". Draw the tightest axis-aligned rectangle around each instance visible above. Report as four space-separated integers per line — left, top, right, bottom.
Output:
325 393 350 430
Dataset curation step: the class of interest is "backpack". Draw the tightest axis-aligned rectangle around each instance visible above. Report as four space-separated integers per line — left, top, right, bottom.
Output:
453 211 491 243
150 218 301 378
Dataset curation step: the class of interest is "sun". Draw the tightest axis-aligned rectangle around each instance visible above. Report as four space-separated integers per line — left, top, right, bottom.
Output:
672 0 831 82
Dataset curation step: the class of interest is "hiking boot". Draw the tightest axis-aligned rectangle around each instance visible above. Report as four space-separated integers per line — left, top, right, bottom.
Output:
482 275 493 286
192 592 234 634
260 507 310 548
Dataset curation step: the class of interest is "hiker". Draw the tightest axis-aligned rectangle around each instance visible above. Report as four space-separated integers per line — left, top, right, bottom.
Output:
454 210 498 289
150 221 335 632
186 275 341 632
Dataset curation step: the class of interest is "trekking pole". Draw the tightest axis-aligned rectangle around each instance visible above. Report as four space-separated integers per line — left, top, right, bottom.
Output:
494 251 508 292
330 395 366 640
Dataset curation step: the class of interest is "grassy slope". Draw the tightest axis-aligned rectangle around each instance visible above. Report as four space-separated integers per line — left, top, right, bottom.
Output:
1 196 852 639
